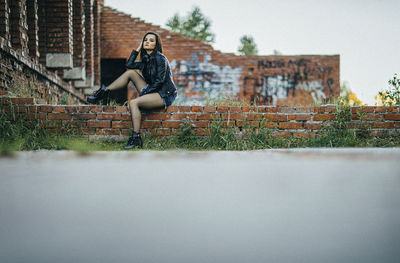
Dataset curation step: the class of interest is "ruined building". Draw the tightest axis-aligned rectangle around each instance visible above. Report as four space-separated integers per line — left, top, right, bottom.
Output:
1 1 340 106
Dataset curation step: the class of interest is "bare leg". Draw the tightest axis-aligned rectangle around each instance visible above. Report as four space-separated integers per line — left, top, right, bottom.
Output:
129 93 164 133
107 69 147 92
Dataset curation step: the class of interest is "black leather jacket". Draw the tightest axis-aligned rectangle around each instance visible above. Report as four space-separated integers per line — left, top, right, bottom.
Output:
126 49 177 98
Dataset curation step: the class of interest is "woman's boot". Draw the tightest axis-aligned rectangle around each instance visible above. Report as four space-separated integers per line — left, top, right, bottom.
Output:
87 85 110 104
124 131 143 149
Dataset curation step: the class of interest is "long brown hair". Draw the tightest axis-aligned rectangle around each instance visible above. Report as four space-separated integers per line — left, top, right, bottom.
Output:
139 32 163 58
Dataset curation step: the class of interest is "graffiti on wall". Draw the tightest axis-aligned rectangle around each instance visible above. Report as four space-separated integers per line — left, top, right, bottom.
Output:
171 53 242 105
245 58 335 105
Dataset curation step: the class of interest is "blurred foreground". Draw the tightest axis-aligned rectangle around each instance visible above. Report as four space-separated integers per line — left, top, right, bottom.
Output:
1 148 400 263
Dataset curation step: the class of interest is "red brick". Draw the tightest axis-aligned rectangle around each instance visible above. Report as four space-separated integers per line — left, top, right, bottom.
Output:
53 106 65 113
372 122 395 129
204 106 216 113
40 105 53 113
374 106 385 113
73 113 96 120
313 114 335 121
112 121 132 129
166 105 178 112
241 106 251 112
28 106 38 113
90 106 103 112
279 122 303 130
277 107 297 113
222 113 245 121
361 114 383 121
78 106 90 113
265 107 278 113
146 113 170 120
314 107 325 113
10 98 35 104
122 114 132 121
0 90 8 96
296 114 311 121
141 121 162 128
246 113 262 121
97 113 121 120
191 106 203 112
178 106 191 112
103 106 115 112
385 107 398 113
162 121 183 128
259 122 278 129
217 106 228 112
197 113 214 120
326 106 337 113
229 106 241 112
27 113 46 120
384 114 400 120
87 120 111 128
172 113 196 120
121 129 131 136
48 113 71 120
264 114 288 122
65 106 78 113
116 106 128 113
192 121 210 128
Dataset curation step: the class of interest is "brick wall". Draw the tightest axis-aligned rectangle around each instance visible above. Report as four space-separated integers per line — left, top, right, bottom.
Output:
1 0 103 103
2 91 399 139
100 6 340 106
0 38 85 104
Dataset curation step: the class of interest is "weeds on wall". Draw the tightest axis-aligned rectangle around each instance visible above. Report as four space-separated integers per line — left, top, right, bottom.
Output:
378 73 400 106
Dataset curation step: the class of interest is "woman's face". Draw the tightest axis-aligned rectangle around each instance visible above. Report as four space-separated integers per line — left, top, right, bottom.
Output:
143 34 156 51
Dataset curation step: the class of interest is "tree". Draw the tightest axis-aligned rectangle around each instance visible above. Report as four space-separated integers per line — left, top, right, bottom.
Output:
237 35 258 56
166 7 215 44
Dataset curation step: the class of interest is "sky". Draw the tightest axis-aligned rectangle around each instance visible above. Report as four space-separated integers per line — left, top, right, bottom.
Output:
105 0 400 104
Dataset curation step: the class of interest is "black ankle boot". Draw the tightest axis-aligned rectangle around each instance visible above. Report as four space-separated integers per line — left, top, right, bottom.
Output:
124 132 143 150
87 85 110 104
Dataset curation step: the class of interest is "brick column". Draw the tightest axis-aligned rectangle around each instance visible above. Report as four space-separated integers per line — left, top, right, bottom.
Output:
38 0 73 69
93 0 101 86
0 0 10 44
81 0 94 87
63 0 86 80
27 0 39 62
9 0 29 56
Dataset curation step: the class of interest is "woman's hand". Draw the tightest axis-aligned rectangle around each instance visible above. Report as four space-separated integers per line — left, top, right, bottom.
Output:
136 41 142 52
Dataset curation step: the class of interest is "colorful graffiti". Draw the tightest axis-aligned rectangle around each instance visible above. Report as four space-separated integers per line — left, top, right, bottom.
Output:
246 58 335 105
170 53 242 105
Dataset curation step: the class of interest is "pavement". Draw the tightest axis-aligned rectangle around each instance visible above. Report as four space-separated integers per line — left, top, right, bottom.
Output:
1 148 400 263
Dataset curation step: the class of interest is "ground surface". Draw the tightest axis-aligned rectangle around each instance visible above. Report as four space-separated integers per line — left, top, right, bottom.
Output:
1 148 400 263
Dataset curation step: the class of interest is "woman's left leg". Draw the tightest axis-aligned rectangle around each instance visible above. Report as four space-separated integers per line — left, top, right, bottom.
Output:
129 93 164 133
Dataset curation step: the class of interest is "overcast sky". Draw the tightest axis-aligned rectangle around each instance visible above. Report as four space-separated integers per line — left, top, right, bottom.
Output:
105 0 400 104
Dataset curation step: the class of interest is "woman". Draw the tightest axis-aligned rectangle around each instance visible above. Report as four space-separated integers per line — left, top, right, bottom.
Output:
87 32 177 149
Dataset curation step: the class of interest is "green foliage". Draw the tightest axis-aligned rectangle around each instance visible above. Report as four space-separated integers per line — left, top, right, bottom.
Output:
378 73 400 106
237 35 258 56
166 7 215 44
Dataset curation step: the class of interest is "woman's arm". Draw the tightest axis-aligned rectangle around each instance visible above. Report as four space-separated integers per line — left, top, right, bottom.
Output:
141 54 168 95
126 49 142 69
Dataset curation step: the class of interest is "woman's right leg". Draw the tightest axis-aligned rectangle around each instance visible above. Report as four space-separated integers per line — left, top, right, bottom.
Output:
107 69 147 92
